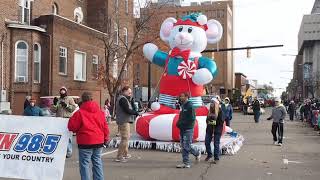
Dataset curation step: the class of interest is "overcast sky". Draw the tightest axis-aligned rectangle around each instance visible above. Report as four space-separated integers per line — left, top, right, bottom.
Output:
180 0 315 96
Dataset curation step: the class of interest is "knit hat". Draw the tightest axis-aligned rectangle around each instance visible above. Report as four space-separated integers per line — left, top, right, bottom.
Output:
211 97 219 104
60 86 68 92
174 13 208 31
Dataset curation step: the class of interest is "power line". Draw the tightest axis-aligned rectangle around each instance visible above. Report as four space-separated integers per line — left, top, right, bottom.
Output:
203 44 284 52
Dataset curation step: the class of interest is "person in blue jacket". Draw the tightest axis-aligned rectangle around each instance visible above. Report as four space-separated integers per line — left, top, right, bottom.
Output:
24 98 44 116
222 97 233 127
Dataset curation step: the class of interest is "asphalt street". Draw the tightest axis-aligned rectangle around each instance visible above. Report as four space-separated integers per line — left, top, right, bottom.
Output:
1 108 320 180
65 108 320 180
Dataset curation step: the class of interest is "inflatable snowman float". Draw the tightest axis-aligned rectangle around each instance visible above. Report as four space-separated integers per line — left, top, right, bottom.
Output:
136 13 223 142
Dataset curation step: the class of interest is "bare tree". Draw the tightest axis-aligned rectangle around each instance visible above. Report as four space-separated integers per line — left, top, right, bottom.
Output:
97 0 170 114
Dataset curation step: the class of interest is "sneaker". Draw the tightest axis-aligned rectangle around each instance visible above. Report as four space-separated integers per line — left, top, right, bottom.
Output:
114 158 127 163
212 159 220 164
273 141 278 145
176 163 191 168
205 156 212 162
124 154 132 159
195 152 201 162
277 143 282 146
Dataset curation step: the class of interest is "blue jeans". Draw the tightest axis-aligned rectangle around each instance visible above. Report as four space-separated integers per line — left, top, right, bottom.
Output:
205 125 222 160
67 137 72 157
78 147 104 180
180 129 199 165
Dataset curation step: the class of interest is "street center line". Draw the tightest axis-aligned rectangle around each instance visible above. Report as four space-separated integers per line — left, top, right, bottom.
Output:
102 150 118 156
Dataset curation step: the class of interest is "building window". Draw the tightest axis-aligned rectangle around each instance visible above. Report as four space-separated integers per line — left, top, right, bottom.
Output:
125 0 129 14
52 3 58 15
114 0 119 13
59 47 67 75
122 55 128 79
20 0 30 24
123 27 128 46
114 23 119 45
74 51 86 81
33 43 41 83
15 41 28 82
113 53 118 78
92 55 99 79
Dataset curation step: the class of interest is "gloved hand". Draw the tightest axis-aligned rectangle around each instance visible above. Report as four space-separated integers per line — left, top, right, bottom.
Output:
60 101 67 108
53 97 58 106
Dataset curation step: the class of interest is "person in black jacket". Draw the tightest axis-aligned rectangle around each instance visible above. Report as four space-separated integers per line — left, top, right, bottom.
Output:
24 95 31 109
288 100 295 121
252 98 261 123
205 97 224 163
115 86 140 162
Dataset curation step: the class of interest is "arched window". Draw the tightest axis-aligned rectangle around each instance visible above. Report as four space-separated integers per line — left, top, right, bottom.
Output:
114 0 119 13
122 55 128 79
19 0 30 24
123 27 128 46
125 0 129 14
33 43 41 83
52 3 58 15
113 53 118 78
15 41 28 82
114 23 119 45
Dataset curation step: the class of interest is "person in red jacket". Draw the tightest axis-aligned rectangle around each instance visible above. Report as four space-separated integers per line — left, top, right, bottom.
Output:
68 92 109 180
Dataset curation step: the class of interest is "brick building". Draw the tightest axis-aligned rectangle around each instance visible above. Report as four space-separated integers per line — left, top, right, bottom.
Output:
0 0 134 114
134 0 234 100
235 72 247 96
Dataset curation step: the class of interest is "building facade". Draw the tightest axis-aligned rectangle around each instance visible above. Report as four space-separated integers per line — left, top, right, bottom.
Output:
134 0 234 100
296 0 320 99
235 72 247 96
0 0 134 114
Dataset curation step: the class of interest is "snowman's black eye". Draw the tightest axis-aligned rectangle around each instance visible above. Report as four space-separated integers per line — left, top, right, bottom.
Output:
188 27 193 33
179 26 183 32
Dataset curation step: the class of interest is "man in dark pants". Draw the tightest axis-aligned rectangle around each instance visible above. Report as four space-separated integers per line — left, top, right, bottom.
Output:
288 100 295 121
252 97 261 123
176 92 201 168
267 97 287 146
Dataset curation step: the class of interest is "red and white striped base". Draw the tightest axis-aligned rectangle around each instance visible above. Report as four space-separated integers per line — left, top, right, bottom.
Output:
135 113 223 142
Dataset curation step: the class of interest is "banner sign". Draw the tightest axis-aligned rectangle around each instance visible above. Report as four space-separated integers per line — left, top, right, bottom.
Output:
0 115 70 180
303 63 312 80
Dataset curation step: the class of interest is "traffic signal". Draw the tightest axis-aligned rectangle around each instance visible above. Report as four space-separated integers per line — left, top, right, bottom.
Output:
247 49 251 58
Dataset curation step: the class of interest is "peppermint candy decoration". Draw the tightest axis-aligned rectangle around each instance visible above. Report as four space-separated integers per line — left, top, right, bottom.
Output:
177 60 197 79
